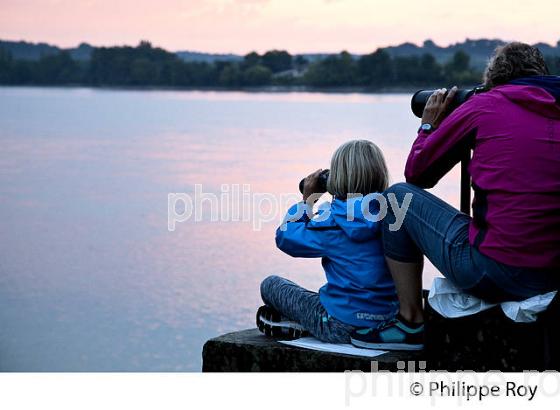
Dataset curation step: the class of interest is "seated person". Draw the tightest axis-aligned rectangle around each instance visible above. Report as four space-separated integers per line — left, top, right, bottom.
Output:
351 42 560 351
257 140 400 344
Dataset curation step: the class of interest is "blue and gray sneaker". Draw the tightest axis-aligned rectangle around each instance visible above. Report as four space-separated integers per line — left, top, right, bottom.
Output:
350 314 424 351
256 305 308 340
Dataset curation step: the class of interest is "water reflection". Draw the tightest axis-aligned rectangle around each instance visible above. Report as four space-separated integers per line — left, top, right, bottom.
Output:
0 87 461 371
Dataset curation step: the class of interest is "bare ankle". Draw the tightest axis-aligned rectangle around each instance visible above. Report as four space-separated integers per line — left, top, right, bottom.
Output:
398 308 424 324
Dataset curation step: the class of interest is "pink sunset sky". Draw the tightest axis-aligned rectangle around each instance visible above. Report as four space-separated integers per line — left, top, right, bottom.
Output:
1 0 559 54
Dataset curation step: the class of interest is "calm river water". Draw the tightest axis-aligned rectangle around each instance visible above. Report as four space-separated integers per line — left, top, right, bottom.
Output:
0 87 461 371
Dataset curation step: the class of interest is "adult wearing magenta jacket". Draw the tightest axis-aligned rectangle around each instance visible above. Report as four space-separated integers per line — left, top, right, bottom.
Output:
351 42 560 351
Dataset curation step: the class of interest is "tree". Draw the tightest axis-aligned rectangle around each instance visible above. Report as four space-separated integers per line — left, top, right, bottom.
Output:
418 53 443 84
423 39 437 50
393 55 422 84
10 60 33 84
0 41 494 88
546 56 560 75
33 51 82 84
242 65 272 86
447 50 470 72
304 51 358 87
138 40 152 50
0 48 13 83
217 63 241 87
294 55 309 70
242 52 260 69
261 50 292 73
444 51 480 85
88 42 178 85
130 58 156 84
358 49 393 86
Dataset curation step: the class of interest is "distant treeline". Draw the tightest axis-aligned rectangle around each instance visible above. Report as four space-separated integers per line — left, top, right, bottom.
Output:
1 41 560 89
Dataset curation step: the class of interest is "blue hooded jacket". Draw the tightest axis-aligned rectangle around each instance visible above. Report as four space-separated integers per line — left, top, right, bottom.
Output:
276 196 399 328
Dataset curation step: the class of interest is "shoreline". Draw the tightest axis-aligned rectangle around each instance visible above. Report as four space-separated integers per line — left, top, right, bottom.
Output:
0 83 442 94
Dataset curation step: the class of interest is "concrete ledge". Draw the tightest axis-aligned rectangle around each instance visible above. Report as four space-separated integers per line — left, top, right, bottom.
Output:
424 294 560 372
202 329 423 372
202 293 560 372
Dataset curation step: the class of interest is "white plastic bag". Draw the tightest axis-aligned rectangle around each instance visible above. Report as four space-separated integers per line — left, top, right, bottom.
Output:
427 277 557 323
501 291 557 322
428 278 497 318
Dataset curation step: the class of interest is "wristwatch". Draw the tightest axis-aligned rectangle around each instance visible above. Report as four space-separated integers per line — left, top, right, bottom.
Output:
418 123 435 134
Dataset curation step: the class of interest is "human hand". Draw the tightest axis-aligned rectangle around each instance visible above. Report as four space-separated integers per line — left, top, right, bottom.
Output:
421 86 457 129
302 169 326 202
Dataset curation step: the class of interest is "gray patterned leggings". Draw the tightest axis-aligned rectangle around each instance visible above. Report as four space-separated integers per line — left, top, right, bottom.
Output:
260 275 356 343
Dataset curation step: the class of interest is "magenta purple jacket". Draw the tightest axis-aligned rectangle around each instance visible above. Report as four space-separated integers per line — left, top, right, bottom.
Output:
405 77 560 269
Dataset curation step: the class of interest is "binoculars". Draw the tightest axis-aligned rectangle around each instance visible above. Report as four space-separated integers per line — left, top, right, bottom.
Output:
410 85 485 118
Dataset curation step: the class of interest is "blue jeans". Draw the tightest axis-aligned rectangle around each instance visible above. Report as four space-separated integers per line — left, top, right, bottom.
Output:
382 183 559 303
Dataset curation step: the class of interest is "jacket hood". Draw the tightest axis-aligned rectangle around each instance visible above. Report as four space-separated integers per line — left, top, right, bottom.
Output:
329 196 381 242
509 75 560 102
495 76 560 118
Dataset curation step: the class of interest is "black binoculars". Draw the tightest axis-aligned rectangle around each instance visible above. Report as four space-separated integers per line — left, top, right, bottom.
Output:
410 85 485 118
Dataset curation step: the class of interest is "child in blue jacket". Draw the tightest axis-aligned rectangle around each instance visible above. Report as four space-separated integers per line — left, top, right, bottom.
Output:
257 139 399 343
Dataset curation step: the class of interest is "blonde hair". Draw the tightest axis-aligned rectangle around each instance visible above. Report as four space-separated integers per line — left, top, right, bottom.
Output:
327 139 389 198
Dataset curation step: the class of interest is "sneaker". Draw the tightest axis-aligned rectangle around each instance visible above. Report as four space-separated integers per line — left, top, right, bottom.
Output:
256 305 308 339
350 314 424 351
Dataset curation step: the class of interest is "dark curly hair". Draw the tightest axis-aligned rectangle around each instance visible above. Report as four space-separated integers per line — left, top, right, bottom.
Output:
483 42 549 88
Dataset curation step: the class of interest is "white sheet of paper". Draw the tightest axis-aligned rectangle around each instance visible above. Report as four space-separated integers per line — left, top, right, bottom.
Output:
279 337 387 358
